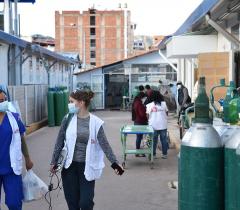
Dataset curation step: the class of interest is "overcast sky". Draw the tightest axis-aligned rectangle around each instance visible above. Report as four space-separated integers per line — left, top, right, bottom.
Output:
3 0 203 37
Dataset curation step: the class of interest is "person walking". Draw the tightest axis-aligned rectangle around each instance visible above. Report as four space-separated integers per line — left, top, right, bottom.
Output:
132 92 148 157
146 91 169 159
0 88 34 210
50 89 124 210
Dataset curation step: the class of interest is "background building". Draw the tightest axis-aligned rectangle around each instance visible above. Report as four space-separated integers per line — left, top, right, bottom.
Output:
133 35 165 55
55 8 135 68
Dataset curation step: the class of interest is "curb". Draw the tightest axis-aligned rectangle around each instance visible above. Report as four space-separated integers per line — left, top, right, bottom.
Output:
26 119 48 135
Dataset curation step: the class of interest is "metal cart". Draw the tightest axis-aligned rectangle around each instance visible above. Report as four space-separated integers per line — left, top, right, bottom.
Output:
120 125 154 169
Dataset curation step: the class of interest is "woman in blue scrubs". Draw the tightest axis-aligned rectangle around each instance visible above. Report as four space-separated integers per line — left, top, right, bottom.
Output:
0 89 33 210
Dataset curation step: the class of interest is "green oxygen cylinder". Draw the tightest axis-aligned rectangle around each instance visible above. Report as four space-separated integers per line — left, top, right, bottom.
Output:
229 97 240 125
223 81 235 123
54 90 65 126
224 128 240 210
47 89 55 127
179 77 224 210
132 86 139 98
63 88 69 115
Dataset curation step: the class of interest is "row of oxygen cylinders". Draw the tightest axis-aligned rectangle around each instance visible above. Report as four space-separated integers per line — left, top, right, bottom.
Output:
179 124 240 210
47 87 69 127
179 77 240 210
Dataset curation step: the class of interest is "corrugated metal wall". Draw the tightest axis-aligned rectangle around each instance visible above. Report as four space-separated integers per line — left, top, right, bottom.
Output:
8 85 48 125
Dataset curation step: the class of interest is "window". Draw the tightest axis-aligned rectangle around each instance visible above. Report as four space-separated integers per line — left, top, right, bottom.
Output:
90 39 96 47
89 9 96 14
90 51 96 58
90 16 96 25
231 24 239 39
90 28 96 35
90 62 96 66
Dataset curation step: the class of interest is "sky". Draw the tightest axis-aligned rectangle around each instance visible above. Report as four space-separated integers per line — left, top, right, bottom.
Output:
3 0 203 37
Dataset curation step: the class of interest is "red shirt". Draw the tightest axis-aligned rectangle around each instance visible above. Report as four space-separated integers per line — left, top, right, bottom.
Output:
133 98 148 124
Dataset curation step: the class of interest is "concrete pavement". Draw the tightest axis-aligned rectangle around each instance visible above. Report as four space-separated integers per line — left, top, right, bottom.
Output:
1 111 179 210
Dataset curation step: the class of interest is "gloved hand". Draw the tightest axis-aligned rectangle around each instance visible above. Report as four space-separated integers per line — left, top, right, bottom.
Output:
111 162 124 175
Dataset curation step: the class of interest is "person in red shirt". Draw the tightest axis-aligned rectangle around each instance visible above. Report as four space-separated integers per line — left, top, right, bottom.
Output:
132 92 148 157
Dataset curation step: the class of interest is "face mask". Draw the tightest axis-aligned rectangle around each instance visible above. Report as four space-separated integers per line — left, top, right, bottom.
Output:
68 103 79 114
0 101 9 112
177 85 182 89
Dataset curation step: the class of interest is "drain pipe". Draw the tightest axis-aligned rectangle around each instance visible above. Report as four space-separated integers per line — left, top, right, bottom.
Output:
205 14 240 49
158 50 179 72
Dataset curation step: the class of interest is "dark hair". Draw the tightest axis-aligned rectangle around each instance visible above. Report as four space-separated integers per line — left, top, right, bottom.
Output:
145 84 151 90
151 90 164 105
0 90 7 100
138 91 146 99
70 89 94 107
139 85 144 91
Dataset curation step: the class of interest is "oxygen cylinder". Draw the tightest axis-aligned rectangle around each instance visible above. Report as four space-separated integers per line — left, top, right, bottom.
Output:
224 128 240 210
63 88 69 115
229 97 240 124
223 81 235 123
179 77 224 210
221 126 240 145
47 89 55 127
54 90 64 126
132 87 139 98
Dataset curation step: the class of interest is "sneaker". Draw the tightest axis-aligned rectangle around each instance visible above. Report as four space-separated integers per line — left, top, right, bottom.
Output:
161 154 168 159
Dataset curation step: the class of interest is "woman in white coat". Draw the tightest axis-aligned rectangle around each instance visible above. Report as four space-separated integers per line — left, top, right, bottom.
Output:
50 89 124 210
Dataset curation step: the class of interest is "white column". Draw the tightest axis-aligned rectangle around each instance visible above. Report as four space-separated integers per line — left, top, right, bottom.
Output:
4 0 10 33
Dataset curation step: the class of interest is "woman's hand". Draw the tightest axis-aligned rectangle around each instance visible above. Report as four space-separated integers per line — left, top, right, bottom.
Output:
25 157 34 170
111 162 124 175
50 164 58 174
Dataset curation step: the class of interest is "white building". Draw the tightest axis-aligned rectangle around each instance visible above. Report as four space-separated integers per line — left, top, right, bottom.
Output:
74 50 177 109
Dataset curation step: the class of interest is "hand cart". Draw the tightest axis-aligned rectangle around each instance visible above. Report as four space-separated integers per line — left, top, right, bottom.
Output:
120 125 154 169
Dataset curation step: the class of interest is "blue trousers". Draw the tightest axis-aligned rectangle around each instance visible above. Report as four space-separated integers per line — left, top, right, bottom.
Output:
153 129 168 156
134 122 147 149
0 173 23 210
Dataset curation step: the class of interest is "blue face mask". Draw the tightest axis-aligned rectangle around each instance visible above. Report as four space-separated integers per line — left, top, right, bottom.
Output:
68 103 79 114
0 101 9 112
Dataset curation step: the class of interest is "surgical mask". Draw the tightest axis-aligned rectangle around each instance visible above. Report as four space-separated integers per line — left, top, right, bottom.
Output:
177 85 182 89
0 101 9 112
68 103 79 114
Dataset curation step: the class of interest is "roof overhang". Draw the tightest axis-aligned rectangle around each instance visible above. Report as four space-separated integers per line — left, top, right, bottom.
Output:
0 30 77 64
166 35 217 58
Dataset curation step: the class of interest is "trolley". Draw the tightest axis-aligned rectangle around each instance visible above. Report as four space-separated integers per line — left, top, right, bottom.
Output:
120 125 154 169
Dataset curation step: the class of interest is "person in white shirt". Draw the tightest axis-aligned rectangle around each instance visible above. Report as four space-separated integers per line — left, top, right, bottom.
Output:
146 91 169 159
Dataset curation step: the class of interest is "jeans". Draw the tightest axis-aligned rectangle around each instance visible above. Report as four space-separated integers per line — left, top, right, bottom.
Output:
61 162 95 210
134 122 147 149
153 129 168 156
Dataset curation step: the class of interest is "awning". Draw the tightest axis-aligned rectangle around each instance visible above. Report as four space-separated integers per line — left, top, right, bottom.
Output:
166 35 218 58
174 0 220 36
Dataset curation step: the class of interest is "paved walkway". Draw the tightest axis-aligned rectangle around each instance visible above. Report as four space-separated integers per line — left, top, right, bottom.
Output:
1 111 179 210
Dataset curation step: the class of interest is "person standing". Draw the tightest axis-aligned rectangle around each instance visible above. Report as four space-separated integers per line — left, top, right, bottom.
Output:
177 81 191 123
146 91 168 159
177 81 191 109
132 92 148 157
0 88 34 210
50 89 124 210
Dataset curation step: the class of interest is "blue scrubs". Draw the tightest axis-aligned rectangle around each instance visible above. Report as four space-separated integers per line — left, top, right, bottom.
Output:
0 112 26 210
